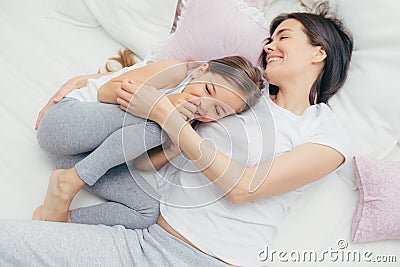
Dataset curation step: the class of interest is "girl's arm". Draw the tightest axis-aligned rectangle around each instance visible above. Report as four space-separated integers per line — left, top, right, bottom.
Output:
117 80 345 204
97 60 187 104
35 73 112 130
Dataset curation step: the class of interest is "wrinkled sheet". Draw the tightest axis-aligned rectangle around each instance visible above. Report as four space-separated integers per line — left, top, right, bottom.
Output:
0 0 399 266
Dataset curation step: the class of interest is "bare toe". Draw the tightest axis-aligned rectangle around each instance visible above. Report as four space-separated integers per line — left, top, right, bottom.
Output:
32 205 44 220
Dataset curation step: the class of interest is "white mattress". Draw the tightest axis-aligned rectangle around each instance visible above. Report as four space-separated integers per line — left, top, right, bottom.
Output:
0 0 120 218
0 0 399 266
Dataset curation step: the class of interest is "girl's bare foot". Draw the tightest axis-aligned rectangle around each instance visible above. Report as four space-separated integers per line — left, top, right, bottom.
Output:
32 205 72 222
40 168 85 222
32 205 43 220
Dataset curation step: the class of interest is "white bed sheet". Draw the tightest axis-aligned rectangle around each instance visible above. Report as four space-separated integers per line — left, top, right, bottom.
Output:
0 0 121 218
0 0 399 266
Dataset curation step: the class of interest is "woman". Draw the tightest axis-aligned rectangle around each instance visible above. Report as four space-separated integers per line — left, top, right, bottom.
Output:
0 6 353 267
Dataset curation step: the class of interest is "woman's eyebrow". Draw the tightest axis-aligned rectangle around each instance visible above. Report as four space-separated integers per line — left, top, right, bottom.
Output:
275 28 293 36
267 28 293 43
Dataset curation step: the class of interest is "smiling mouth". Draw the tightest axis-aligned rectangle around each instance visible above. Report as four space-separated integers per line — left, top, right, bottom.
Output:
267 57 282 63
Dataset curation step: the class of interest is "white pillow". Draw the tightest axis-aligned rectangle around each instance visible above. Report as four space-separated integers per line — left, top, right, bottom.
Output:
47 0 100 27
327 0 400 189
49 0 178 59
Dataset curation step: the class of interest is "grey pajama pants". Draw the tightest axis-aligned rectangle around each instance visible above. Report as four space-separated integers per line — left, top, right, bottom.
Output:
0 220 228 267
36 97 168 229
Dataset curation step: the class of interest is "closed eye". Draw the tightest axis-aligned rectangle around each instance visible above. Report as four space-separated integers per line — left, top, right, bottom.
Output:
280 36 288 40
205 84 211 95
214 105 220 116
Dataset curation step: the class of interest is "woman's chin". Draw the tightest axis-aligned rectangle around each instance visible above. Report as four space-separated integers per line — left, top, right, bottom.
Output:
264 71 279 87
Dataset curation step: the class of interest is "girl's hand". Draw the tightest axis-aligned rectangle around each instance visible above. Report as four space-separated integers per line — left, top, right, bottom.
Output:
116 79 197 124
116 79 165 121
166 93 198 121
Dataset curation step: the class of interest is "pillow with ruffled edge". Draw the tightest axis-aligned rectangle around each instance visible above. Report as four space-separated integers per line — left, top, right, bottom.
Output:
150 0 269 66
351 156 400 242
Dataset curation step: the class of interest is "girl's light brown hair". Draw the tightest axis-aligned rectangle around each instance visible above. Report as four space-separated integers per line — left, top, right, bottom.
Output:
104 49 137 72
105 52 264 110
207 56 264 110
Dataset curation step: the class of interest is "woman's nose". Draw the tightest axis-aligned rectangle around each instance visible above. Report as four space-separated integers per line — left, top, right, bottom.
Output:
264 43 273 52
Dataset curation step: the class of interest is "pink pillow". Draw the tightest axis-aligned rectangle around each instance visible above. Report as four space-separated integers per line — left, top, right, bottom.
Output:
153 0 268 66
351 157 400 242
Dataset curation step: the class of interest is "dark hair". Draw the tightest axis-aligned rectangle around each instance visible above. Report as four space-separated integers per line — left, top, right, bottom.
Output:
206 56 264 111
260 2 353 105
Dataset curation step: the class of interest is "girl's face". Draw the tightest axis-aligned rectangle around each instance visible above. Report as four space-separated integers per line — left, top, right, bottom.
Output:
183 66 246 122
263 19 324 87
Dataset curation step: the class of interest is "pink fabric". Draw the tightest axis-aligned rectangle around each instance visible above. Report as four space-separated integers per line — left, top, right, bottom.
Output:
351 157 400 242
153 0 268 66
171 0 182 33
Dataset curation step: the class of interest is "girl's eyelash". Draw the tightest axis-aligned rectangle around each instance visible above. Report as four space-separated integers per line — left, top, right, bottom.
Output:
215 106 220 116
205 84 211 94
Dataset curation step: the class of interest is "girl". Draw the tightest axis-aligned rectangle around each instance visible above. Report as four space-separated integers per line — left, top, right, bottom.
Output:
34 55 264 226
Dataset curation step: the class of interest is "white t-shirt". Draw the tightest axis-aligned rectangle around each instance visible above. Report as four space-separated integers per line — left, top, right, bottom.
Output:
66 61 147 102
64 60 194 102
157 93 349 266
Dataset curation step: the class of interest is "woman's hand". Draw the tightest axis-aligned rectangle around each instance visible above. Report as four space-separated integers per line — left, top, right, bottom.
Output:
35 97 60 130
35 78 79 130
35 73 110 130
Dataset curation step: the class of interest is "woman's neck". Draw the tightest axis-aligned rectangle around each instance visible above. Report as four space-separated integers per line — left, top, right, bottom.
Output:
271 86 311 116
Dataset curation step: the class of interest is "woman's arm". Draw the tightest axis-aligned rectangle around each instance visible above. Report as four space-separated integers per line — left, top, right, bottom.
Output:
97 60 187 104
35 73 112 130
134 141 181 172
117 80 345 204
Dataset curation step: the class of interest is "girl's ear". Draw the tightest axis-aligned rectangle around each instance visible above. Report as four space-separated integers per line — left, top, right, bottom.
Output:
312 46 327 63
191 63 209 78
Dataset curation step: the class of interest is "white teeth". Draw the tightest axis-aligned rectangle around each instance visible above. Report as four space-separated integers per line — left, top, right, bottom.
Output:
268 57 281 63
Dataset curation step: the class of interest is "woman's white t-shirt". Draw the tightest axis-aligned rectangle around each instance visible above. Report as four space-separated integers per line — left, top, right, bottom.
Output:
157 93 349 266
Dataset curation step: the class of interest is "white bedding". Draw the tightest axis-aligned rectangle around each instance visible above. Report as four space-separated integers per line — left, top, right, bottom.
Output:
0 0 399 266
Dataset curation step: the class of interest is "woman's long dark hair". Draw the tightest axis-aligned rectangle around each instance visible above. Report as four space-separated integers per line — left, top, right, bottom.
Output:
260 2 353 105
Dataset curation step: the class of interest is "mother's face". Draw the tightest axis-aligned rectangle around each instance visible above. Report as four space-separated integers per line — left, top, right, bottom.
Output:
262 18 325 87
